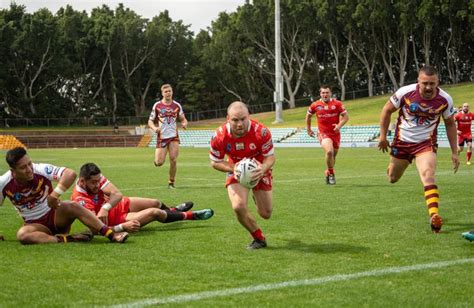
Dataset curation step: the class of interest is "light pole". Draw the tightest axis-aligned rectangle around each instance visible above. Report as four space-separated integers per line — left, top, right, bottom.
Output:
273 0 283 123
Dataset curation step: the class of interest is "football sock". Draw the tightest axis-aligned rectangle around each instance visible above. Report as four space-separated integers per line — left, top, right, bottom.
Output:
251 228 265 241
328 168 334 175
163 211 185 223
159 202 171 211
56 235 68 243
467 151 472 162
99 225 114 240
168 179 175 185
424 184 439 217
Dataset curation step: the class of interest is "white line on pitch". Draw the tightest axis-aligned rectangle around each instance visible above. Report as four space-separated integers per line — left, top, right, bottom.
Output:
110 258 474 307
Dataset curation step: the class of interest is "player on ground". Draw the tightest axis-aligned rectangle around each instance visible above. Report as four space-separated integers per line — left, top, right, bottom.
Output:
0 147 129 244
71 163 214 232
306 85 349 185
454 103 474 165
210 101 275 250
148 84 188 189
378 66 459 233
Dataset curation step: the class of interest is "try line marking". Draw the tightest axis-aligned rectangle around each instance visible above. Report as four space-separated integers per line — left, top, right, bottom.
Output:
110 258 474 307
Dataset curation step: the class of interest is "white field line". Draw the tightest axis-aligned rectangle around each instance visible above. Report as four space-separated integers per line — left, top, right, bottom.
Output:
111 258 474 307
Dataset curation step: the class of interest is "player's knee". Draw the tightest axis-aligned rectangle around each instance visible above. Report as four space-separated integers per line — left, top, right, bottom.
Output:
16 230 32 245
151 208 166 221
388 174 399 183
232 202 248 215
155 160 165 167
259 209 272 220
326 150 334 157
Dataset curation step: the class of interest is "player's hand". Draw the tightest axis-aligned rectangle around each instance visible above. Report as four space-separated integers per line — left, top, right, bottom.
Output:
457 130 462 135
378 139 390 153
250 159 264 182
122 220 140 232
47 194 61 209
307 129 315 137
333 124 340 132
452 153 460 174
154 127 161 134
233 163 241 180
97 208 109 225
181 121 188 130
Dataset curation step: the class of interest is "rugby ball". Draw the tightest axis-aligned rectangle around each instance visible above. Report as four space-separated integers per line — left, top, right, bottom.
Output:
236 158 259 188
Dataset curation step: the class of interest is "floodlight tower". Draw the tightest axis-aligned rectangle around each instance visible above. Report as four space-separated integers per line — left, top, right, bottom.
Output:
273 0 283 123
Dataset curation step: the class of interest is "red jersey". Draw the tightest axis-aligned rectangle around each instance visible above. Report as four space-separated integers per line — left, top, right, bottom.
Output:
71 175 109 214
455 111 474 135
209 120 274 165
307 99 347 135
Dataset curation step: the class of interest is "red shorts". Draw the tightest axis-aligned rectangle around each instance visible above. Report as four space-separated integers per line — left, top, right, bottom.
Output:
390 139 437 163
24 209 70 235
156 136 180 148
458 133 472 146
225 170 273 191
318 132 341 149
108 197 131 226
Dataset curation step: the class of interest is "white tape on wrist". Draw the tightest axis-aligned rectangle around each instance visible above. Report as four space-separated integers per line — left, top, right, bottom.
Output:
53 186 65 196
102 203 112 211
113 224 124 232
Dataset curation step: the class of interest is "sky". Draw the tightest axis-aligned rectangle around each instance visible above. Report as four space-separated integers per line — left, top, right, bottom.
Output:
0 0 246 34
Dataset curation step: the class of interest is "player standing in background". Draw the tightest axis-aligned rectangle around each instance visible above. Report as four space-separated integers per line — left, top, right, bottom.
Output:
454 103 474 165
71 163 214 232
306 86 349 185
378 66 459 233
148 84 188 189
210 101 275 250
0 147 129 244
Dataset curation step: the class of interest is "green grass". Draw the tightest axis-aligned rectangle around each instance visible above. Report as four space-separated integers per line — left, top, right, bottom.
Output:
0 147 473 306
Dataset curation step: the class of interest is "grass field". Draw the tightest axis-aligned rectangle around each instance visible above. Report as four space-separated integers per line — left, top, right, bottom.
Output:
1 147 473 306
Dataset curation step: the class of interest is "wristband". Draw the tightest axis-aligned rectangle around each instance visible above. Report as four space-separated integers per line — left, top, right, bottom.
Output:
113 224 124 232
102 203 112 211
53 186 65 196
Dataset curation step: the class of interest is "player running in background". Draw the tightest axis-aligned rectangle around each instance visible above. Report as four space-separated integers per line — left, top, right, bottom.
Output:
378 66 459 233
210 101 275 250
0 147 129 244
71 163 214 233
454 103 474 165
148 84 188 189
306 85 349 185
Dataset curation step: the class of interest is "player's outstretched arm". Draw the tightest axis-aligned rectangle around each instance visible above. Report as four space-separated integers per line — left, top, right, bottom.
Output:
48 167 77 210
305 113 315 137
445 116 460 173
378 101 397 153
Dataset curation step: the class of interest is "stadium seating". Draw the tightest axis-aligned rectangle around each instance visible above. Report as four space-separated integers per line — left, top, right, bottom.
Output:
0 135 27 150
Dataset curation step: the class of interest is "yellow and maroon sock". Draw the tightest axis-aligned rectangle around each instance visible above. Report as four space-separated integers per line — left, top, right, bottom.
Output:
99 226 114 240
251 228 265 241
467 151 472 162
424 184 439 217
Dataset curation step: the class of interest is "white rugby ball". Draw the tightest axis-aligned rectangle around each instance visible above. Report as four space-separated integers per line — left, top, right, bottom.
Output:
236 158 259 188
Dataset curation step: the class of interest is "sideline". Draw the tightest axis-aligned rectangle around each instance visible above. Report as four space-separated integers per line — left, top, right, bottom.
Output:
111 258 474 307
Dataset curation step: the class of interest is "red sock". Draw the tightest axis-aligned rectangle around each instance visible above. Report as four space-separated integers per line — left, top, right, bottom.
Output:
251 228 265 241
467 151 472 162
327 168 334 175
183 211 194 220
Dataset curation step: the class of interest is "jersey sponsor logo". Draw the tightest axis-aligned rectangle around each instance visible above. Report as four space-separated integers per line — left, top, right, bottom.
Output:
261 128 268 137
391 94 399 104
44 165 53 174
262 140 273 151
324 106 329 110
226 143 232 152
318 113 339 118
78 200 86 207
413 116 431 126
316 106 324 111
13 192 21 202
235 142 245 151
331 105 336 110
249 143 256 150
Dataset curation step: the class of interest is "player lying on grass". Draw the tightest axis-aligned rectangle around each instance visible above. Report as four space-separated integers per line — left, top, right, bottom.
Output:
0 147 129 244
71 162 214 232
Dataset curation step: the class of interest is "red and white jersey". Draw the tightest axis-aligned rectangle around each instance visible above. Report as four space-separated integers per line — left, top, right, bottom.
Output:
307 99 347 135
149 100 184 139
390 84 454 143
71 175 110 214
454 111 474 135
0 163 65 221
209 120 274 165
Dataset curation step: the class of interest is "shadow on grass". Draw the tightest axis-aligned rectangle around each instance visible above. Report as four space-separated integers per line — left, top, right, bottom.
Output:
132 223 216 236
444 222 474 233
268 239 369 254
